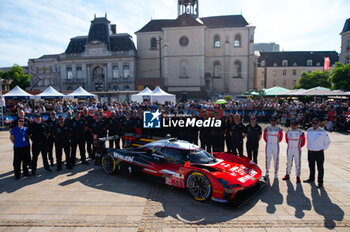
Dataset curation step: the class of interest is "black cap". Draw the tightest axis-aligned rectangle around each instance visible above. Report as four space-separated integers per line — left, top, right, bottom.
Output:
34 113 41 118
311 117 320 123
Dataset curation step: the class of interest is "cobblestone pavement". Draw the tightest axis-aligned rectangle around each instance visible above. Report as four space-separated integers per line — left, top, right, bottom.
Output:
0 126 349 232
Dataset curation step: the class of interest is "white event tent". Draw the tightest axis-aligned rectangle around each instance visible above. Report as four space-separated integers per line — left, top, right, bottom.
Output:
67 86 97 99
131 87 153 103
33 86 66 99
151 87 176 104
3 85 33 99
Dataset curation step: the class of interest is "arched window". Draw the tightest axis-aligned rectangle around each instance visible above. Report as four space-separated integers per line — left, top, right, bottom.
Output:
261 60 266 67
213 61 221 78
282 60 288 66
233 61 242 78
234 34 241 47
307 60 313 66
293 62 297 66
213 35 221 48
179 60 189 78
273 63 277 67
124 85 130 91
150 37 157 50
316 62 320 66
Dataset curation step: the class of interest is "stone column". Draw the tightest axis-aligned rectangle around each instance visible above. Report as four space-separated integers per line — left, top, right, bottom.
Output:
103 65 108 91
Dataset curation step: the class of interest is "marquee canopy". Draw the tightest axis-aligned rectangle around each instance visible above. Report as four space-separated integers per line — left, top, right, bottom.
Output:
67 86 97 99
3 85 33 99
151 87 176 104
33 86 66 99
131 87 153 102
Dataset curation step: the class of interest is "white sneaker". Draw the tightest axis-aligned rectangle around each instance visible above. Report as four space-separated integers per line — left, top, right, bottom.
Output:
274 173 278 179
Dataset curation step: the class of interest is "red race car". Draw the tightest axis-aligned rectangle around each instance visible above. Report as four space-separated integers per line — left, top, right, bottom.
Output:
96 138 265 204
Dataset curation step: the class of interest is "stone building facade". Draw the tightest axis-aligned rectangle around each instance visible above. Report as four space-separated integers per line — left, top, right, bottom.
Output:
340 18 350 65
256 51 339 90
28 16 137 92
135 0 256 98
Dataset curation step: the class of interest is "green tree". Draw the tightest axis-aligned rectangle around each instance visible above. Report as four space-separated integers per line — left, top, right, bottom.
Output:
293 71 331 89
0 64 31 90
329 62 350 90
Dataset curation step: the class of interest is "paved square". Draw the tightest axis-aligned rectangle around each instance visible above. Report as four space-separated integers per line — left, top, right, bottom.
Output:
0 127 349 231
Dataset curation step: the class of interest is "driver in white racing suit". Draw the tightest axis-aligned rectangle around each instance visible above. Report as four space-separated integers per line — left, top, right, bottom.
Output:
263 116 283 178
282 119 305 183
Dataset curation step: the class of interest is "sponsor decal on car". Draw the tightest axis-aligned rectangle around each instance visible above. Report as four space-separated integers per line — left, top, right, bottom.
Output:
113 152 134 163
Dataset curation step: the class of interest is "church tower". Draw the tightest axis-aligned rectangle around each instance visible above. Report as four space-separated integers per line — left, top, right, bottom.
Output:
178 0 199 18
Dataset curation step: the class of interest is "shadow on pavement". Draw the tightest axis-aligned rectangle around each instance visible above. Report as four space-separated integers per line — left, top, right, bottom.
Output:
260 177 283 214
311 184 344 229
0 161 93 194
286 180 311 218
59 166 266 225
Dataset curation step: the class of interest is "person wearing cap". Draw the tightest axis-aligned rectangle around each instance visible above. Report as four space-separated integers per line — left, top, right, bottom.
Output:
10 118 31 179
263 116 283 178
46 110 57 167
283 119 305 183
245 114 262 164
27 113 52 174
229 113 246 157
304 117 331 188
70 111 88 165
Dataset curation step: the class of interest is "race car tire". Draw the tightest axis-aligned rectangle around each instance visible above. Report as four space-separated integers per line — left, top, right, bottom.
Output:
102 154 116 175
186 171 212 202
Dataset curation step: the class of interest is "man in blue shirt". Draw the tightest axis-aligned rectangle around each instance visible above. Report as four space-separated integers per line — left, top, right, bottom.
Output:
10 119 31 179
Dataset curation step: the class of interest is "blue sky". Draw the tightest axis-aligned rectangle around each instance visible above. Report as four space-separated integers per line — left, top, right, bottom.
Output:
0 0 349 67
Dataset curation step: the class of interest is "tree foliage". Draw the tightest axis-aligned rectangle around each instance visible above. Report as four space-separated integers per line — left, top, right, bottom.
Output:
0 65 31 90
293 71 331 89
329 62 350 91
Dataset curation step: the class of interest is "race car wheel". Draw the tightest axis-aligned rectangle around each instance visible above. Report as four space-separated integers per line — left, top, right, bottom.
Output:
186 171 212 201
102 154 116 174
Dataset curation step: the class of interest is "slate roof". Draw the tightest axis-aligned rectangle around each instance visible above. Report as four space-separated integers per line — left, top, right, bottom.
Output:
341 18 350 33
258 51 339 67
38 54 60 60
136 14 248 33
65 17 136 54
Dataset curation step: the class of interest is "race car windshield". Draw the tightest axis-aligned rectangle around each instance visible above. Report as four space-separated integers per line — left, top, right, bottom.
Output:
186 149 216 164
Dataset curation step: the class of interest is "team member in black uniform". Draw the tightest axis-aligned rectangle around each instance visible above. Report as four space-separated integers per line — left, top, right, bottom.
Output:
53 115 72 171
70 111 88 165
212 111 225 152
46 110 57 166
230 114 246 157
81 107 94 158
122 111 136 148
200 111 212 153
9 110 30 132
225 113 234 153
106 110 121 148
27 113 52 174
245 114 262 164
92 112 107 159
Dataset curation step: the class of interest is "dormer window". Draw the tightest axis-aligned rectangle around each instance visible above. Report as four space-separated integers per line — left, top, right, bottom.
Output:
316 62 320 66
282 60 288 67
293 62 297 66
273 63 277 67
261 60 266 67
307 60 313 66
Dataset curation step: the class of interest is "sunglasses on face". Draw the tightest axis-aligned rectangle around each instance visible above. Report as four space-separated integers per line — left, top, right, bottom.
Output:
19 120 24 123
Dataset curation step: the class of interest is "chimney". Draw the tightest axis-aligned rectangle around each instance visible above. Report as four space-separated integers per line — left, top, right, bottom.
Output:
111 24 116 34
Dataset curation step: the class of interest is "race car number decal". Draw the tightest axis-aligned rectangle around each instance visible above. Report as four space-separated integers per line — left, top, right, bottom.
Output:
165 176 185 188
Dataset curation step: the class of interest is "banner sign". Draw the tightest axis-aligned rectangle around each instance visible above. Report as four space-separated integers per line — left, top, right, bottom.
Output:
324 57 330 71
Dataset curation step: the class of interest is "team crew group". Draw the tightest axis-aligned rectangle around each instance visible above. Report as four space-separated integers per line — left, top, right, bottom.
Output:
9 108 330 188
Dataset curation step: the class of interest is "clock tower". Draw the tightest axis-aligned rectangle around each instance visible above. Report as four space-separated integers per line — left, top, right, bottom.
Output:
178 0 199 18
